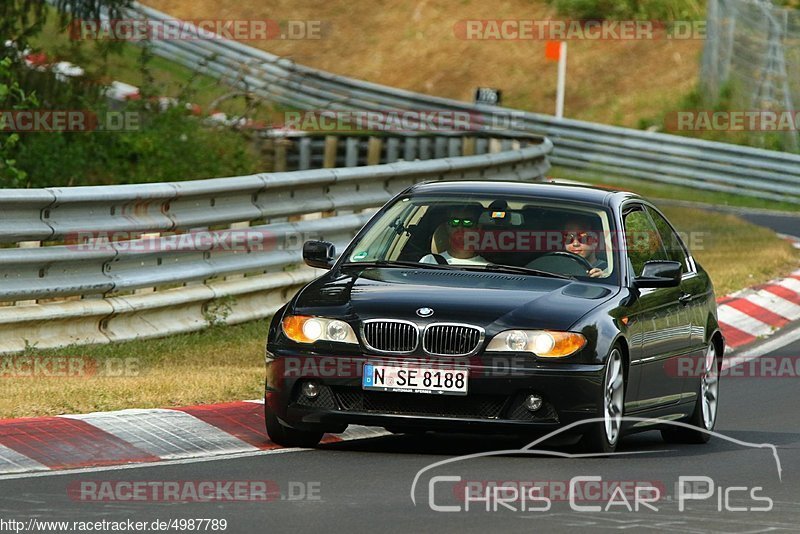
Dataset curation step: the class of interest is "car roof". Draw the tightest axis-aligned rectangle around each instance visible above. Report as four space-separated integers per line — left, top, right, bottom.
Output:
406 180 641 209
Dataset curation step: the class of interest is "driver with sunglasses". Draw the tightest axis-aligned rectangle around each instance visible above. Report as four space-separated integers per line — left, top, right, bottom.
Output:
563 220 607 278
420 207 488 265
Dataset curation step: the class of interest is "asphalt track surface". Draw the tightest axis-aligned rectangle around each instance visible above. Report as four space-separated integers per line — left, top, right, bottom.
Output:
739 212 800 241
0 207 797 534
655 200 800 240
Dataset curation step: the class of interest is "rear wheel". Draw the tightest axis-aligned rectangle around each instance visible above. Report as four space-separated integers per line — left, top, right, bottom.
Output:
265 409 323 448
581 347 625 454
662 341 720 444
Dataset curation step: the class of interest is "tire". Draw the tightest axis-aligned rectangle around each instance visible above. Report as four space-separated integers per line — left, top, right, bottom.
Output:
661 341 720 444
580 346 625 454
265 409 323 448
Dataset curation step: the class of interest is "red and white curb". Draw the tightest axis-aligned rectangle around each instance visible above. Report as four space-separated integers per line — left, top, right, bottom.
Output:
0 401 389 476
778 233 800 250
718 268 800 351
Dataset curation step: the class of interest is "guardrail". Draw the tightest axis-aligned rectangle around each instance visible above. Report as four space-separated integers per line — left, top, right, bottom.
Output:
126 2 800 204
0 132 551 353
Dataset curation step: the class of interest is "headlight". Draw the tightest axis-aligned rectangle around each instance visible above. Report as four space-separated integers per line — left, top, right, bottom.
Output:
486 330 586 357
282 315 358 344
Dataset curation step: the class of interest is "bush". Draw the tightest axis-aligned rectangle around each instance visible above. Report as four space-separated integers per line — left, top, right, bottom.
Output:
546 0 705 21
11 104 262 187
1 1 263 188
2 40 262 187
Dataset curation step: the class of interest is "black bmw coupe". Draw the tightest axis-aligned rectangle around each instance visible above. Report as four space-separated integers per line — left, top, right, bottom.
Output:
264 181 722 453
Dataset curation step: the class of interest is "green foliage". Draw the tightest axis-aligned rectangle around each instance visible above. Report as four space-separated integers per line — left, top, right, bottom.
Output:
1 1 263 188
1 0 48 51
546 0 705 20
0 57 39 187
2 0 131 52
773 0 800 8
641 80 800 153
51 0 131 21
12 105 261 187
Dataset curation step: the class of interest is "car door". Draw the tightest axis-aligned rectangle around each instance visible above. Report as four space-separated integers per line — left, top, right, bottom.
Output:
623 205 693 411
645 205 709 394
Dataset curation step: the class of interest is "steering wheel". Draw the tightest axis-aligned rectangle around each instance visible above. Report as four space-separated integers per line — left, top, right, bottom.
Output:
527 251 593 275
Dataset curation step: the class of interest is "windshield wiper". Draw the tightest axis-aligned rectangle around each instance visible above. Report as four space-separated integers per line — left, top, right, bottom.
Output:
341 260 458 270
479 263 575 280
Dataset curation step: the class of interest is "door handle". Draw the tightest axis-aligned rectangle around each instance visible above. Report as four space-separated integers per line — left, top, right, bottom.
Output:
679 293 693 305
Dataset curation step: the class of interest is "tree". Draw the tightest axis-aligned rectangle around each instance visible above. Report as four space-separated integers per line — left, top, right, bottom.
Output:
1 0 133 61
1 0 132 186
0 57 38 187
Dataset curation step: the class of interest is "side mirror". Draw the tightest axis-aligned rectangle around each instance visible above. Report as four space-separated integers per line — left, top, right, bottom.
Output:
634 260 681 288
303 240 336 269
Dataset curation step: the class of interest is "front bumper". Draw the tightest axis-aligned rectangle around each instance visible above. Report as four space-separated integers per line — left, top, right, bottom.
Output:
265 351 605 434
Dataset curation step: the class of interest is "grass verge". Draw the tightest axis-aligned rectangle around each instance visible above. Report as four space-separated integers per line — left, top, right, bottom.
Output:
0 322 266 419
550 166 800 213
1 207 796 419
660 206 799 296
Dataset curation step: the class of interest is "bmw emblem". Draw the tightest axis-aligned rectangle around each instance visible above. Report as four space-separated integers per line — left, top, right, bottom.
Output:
416 307 434 318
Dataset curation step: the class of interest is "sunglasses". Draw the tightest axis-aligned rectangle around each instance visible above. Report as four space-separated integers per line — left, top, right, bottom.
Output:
448 218 475 228
563 231 593 245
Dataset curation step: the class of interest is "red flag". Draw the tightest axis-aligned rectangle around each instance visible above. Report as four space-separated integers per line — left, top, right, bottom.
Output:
545 41 561 61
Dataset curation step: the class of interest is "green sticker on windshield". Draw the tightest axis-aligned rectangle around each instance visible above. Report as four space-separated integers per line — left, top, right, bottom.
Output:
353 251 368 260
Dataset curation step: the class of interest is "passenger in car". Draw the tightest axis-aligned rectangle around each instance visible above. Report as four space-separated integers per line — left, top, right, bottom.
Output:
420 206 489 265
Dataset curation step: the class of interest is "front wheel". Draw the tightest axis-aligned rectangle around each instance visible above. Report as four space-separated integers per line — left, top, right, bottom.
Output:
662 341 720 444
581 347 625 454
265 409 323 448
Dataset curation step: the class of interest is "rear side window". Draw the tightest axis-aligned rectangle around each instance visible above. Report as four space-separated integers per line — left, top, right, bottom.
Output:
646 207 690 273
623 208 667 277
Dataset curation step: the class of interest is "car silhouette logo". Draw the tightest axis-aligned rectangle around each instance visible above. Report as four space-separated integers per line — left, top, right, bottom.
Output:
416 307 434 317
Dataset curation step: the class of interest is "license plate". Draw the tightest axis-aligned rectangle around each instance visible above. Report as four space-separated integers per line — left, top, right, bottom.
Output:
362 364 468 396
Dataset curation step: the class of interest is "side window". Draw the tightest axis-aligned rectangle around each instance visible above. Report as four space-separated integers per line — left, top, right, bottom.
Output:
646 207 690 273
623 208 668 277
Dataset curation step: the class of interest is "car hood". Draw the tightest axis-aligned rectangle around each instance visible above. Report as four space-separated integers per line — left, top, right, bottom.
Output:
292 267 617 331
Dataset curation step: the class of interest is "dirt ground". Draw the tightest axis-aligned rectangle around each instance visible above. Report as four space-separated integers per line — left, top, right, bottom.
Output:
143 0 703 126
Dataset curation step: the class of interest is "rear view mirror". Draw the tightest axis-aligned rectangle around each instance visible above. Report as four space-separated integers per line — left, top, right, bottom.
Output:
634 260 681 288
303 240 336 269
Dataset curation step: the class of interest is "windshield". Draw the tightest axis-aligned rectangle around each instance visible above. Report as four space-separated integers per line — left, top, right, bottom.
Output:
342 194 618 284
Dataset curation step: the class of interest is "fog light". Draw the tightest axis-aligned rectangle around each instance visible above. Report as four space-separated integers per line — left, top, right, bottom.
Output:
301 381 320 399
524 394 543 412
